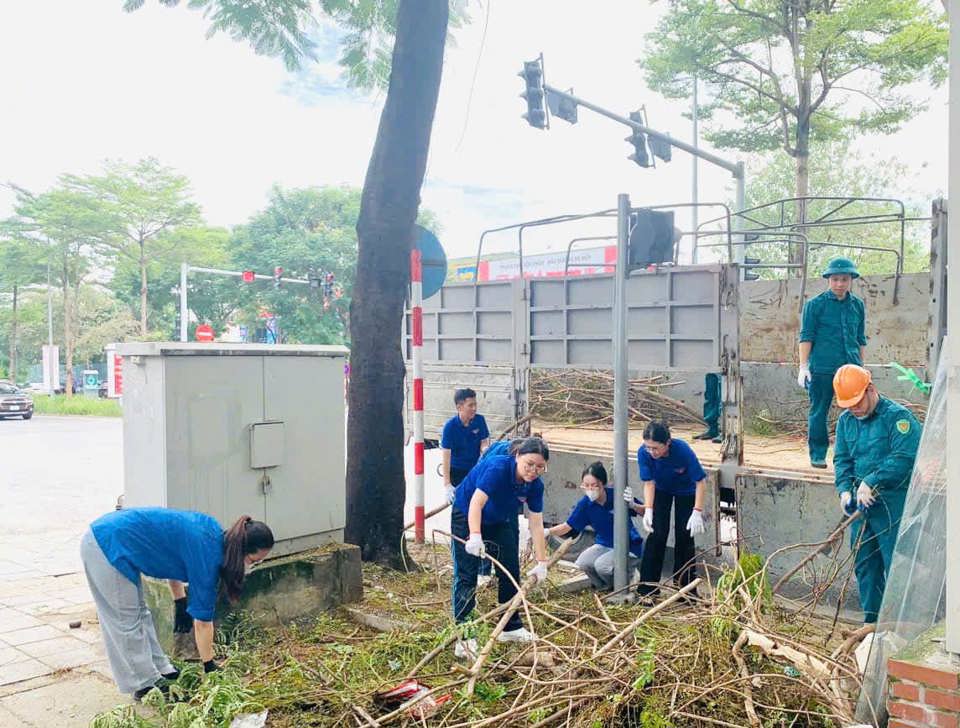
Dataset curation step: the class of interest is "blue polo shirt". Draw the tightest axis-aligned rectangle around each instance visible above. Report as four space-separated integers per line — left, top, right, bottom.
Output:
480 439 510 461
441 414 490 470
91 508 224 621
453 454 543 525
637 438 706 496
566 487 643 557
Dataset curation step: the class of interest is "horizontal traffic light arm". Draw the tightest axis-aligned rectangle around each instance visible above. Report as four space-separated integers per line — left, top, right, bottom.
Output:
186 264 312 286
542 83 743 179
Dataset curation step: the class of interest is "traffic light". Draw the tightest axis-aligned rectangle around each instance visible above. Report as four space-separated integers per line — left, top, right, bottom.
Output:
626 112 651 167
628 209 676 268
648 133 672 162
743 256 761 281
546 88 577 124
241 270 255 283
273 266 283 289
519 59 547 129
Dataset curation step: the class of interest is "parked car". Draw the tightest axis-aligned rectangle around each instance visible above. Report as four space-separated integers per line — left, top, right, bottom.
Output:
0 382 34 420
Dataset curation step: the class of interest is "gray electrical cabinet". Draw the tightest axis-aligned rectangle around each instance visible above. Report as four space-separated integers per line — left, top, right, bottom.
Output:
116 342 348 557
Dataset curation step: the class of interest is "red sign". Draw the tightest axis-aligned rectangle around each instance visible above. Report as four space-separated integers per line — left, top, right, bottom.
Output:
113 353 123 396
195 324 215 342
241 270 255 283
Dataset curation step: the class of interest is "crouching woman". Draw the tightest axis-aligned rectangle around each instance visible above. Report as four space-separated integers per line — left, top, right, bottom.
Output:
80 508 274 699
547 461 644 590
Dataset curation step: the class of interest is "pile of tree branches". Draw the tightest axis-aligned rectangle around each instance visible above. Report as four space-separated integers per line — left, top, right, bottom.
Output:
530 369 705 428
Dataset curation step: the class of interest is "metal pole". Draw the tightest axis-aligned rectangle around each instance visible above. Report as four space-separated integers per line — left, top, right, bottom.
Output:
46 262 53 346
691 75 699 264
613 193 631 593
179 262 188 343
410 249 426 544
543 83 741 175
945 10 960 656
733 162 747 267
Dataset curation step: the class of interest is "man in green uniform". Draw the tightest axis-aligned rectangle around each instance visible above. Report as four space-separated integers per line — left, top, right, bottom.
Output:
832 364 921 624
798 258 867 468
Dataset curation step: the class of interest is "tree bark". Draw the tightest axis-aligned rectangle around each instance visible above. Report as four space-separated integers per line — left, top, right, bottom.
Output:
139 238 148 336
343 0 448 566
9 284 18 382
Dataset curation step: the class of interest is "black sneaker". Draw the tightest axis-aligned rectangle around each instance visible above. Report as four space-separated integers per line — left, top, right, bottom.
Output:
133 682 168 702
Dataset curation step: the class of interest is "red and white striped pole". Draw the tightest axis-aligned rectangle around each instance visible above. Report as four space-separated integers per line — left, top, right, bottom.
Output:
410 248 426 544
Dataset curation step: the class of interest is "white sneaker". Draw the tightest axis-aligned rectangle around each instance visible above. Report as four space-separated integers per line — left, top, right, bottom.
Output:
497 627 535 643
477 574 493 587
454 638 478 660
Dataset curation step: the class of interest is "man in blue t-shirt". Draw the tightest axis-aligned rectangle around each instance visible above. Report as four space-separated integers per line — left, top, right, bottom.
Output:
548 462 644 590
635 422 708 599
441 387 490 503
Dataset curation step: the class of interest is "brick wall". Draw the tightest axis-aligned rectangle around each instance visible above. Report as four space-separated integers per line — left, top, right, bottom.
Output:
887 654 960 728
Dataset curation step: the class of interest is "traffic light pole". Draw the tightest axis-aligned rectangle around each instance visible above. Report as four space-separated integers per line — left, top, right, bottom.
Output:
178 262 311 342
542 84 746 264
612 193 632 598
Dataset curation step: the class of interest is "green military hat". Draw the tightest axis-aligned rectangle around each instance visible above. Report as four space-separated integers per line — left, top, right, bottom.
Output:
821 257 860 279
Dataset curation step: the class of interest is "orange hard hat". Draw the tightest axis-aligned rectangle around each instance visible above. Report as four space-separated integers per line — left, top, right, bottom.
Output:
833 364 872 408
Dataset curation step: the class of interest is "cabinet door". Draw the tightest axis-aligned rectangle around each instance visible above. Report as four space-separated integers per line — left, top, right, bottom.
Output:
263 355 345 542
164 356 266 526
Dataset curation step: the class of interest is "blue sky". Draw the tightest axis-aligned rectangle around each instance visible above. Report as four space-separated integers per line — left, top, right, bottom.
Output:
0 1 948 262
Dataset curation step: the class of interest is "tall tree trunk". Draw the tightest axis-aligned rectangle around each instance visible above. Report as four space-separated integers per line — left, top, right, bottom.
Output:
9 284 18 382
344 0 448 567
139 239 148 336
793 99 811 277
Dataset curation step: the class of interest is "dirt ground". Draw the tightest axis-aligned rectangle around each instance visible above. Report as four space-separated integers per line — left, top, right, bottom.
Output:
535 421 833 480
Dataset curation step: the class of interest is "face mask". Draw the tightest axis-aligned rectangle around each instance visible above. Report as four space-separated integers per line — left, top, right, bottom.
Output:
586 489 600 502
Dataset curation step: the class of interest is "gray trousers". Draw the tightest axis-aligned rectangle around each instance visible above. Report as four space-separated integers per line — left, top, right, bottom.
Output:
80 529 175 694
575 543 640 590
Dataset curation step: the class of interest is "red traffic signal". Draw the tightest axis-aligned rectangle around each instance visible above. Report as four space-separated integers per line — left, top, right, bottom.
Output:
241 270 255 283
273 266 283 278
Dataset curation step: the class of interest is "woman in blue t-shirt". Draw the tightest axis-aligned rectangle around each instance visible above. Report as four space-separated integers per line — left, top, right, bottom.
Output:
80 508 274 699
635 421 708 600
547 461 644 591
450 437 550 660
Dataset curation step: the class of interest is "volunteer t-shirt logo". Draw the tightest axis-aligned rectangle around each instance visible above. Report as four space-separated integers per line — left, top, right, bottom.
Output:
896 419 911 434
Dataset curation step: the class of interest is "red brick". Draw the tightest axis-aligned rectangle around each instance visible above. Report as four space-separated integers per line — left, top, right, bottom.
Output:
926 688 960 712
889 720 923 728
933 711 960 728
891 681 922 701
889 700 927 723
889 658 960 690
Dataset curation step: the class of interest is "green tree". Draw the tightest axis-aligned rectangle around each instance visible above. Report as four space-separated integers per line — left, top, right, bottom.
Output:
733 143 929 278
65 158 201 337
111 225 233 340
229 186 361 345
0 233 47 382
641 0 947 251
124 0 456 564
6 185 116 395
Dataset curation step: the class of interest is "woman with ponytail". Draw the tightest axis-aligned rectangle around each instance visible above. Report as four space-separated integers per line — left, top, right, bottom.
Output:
80 508 274 700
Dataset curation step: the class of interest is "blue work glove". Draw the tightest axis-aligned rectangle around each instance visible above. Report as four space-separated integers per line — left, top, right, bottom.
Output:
839 491 857 517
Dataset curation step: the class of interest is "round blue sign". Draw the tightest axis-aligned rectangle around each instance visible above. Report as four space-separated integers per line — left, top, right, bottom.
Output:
415 225 447 299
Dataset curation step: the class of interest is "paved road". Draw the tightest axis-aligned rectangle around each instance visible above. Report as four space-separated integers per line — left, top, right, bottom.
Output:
0 415 124 723
0 415 123 580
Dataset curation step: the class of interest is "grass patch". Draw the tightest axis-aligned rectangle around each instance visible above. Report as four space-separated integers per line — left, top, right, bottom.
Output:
32 394 122 417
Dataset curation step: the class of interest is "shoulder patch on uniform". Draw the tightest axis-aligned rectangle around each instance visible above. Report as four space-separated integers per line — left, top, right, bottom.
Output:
896 419 911 434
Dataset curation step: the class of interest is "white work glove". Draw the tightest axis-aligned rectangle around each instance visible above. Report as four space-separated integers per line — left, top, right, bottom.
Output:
444 483 456 504
465 533 485 558
840 491 854 516
622 486 635 503
528 560 548 583
856 481 876 510
797 366 811 389
641 508 654 536
686 508 706 536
